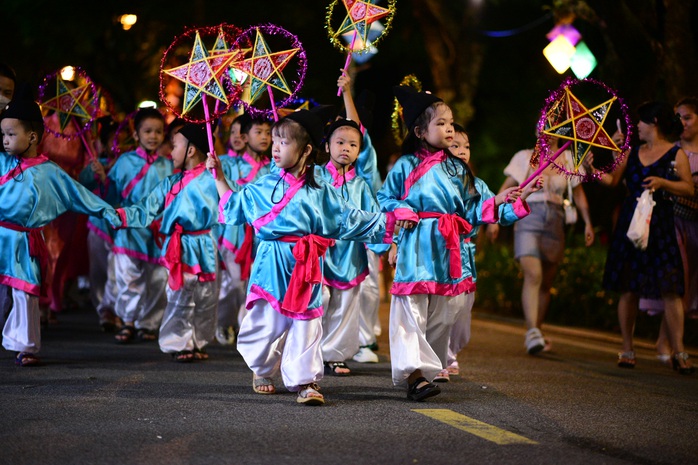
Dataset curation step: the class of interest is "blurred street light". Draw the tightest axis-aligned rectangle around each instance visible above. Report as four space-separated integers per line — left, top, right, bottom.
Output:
119 14 138 31
60 66 76 81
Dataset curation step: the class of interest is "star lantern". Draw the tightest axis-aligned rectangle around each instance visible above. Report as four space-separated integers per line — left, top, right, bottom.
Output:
542 86 619 170
520 78 631 187
231 25 307 120
235 28 299 105
162 30 242 117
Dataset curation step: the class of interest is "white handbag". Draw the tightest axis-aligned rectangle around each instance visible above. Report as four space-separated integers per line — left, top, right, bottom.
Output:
626 189 655 250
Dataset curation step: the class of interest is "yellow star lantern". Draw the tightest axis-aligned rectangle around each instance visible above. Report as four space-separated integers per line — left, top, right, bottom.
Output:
40 77 93 131
163 30 242 116
335 0 392 47
542 86 620 170
234 28 299 104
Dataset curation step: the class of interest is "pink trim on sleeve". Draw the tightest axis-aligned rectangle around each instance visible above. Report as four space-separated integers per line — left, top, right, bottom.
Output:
218 190 234 223
481 197 499 224
383 211 397 243
512 198 531 218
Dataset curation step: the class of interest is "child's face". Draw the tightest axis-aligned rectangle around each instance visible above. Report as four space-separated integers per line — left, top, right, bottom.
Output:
229 121 245 153
134 117 165 153
326 126 361 169
1 118 32 156
450 132 470 164
419 104 454 150
245 123 271 154
170 132 190 171
0 76 14 110
272 132 307 175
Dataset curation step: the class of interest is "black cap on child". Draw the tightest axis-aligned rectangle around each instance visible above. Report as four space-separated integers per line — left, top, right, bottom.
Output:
0 83 43 123
284 105 336 148
393 85 442 132
178 123 210 155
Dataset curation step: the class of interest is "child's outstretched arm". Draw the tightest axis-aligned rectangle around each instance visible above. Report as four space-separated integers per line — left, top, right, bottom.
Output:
206 152 234 198
338 69 360 125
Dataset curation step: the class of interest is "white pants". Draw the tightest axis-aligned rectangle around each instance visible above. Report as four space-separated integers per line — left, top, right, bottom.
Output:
87 231 117 320
447 292 475 366
113 254 167 330
217 247 247 332
237 300 324 391
389 293 465 387
321 285 361 362
358 250 381 346
159 272 218 353
2 287 41 354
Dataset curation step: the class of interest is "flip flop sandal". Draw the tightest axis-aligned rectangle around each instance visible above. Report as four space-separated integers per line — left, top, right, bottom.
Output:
15 352 40 367
407 377 441 402
172 350 194 363
297 383 324 405
193 348 209 361
252 376 276 395
115 325 136 344
136 328 158 342
324 361 351 376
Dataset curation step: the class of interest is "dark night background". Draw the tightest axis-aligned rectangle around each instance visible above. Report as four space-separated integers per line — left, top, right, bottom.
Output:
2 0 697 236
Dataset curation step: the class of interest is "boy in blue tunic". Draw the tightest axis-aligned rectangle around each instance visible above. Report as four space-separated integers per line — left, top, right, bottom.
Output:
116 123 220 362
0 92 122 366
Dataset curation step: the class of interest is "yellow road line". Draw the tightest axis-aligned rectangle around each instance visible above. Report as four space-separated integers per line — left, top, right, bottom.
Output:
413 409 538 445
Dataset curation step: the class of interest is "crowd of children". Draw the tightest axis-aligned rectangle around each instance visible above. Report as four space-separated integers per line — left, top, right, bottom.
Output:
2 59 692 407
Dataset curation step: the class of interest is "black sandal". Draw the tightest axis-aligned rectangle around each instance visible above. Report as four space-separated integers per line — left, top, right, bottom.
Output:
136 328 157 342
15 352 41 367
324 361 351 376
115 325 136 344
407 377 441 402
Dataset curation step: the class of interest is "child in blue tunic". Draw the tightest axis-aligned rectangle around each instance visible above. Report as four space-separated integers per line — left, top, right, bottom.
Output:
215 114 271 346
106 108 173 344
378 87 537 401
207 108 396 406
317 117 390 376
116 123 220 362
0 94 122 366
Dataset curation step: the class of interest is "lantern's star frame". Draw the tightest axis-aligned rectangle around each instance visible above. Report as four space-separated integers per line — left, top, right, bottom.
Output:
159 24 244 124
37 67 99 140
535 77 632 182
232 24 307 118
236 28 299 104
327 0 396 53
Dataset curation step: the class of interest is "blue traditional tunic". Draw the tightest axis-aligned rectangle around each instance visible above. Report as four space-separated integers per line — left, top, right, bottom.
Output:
377 150 529 296
217 152 270 278
78 157 113 245
317 163 390 289
218 169 396 320
116 163 219 290
106 147 173 263
0 154 122 295
355 131 382 194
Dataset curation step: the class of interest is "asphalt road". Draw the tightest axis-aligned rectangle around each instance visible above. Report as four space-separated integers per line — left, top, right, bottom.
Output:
1 302 696 465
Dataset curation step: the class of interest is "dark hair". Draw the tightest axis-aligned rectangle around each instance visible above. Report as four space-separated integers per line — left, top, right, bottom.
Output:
401 102 476 194
272 118 321 190
675 96 698 115
242 116 271 135
453 122 467 135
0 63 17 84
400 101 448 155
133 107 164 132
637 101 683 139
17 120 44 144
